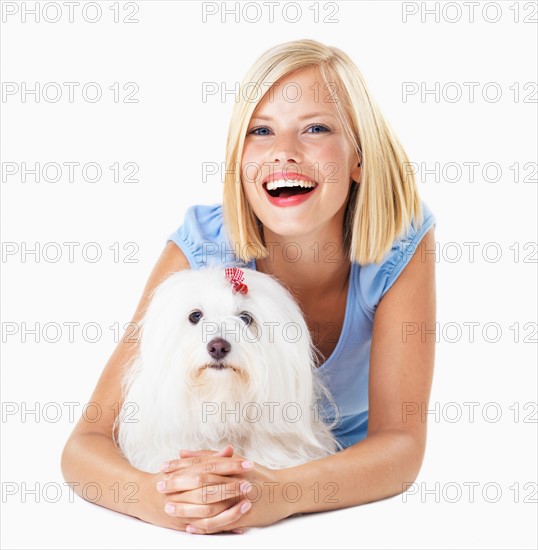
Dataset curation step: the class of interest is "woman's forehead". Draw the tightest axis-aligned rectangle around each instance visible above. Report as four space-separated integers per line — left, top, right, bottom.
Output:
251 75 341 119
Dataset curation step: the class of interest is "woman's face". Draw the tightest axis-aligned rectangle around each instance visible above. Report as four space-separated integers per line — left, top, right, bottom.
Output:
241 66 361 240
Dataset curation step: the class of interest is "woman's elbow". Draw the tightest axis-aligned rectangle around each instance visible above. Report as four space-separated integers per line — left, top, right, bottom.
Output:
60 433 79 482
391 429 426 492
60 430 93 482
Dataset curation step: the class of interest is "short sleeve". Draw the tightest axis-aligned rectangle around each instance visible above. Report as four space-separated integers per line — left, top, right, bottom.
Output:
166 203 229 270
358 199 437 318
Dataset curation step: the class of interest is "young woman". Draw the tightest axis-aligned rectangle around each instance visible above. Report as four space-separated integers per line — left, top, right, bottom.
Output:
62 39 437 535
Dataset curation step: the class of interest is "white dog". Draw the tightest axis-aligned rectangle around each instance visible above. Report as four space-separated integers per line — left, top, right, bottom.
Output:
114 264 341 473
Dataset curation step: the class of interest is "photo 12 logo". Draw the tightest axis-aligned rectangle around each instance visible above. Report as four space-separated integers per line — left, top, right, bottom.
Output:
1 82 140 103
201 1 340 24
1 2 140 23
401 1 538 24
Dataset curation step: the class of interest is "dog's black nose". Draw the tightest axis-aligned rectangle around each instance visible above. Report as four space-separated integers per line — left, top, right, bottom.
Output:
207 337 231 360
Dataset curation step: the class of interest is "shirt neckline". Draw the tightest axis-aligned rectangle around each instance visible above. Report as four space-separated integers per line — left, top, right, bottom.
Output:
251 259 355 371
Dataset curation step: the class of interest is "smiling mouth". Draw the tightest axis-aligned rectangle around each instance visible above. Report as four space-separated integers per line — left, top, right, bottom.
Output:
263 182 318 198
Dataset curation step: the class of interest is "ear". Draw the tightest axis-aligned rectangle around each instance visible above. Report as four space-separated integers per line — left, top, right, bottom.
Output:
349 151 362 187
350 159 361 185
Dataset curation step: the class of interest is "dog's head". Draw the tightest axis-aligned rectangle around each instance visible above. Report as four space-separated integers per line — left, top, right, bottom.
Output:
133 264 320 409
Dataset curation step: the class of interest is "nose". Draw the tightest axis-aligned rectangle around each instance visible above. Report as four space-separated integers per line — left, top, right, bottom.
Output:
207 337 231 360
271 132 302 165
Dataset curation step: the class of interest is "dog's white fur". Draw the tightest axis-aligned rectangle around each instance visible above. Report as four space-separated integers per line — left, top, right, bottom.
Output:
114 264 341 473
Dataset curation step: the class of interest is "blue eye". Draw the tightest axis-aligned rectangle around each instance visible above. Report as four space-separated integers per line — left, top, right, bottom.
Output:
247 124 331 136
307 124 330 133
249 126 271 136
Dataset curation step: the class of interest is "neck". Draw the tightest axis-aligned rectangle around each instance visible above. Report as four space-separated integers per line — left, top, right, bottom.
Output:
256 209 351 300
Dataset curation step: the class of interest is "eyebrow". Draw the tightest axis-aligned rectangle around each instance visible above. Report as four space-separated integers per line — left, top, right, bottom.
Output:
250 112 338 122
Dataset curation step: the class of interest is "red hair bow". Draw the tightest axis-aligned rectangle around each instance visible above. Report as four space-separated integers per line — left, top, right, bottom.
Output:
224 267 248 295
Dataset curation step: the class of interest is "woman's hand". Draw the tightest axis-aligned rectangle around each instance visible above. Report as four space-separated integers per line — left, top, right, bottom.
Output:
162 446 294 534
133 445 250 534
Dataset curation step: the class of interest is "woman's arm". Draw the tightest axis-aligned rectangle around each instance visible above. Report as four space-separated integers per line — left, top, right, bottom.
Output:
61 241 186 520
278 226 437 514
180 226 436 533
61 428 149 517
61 242 247 530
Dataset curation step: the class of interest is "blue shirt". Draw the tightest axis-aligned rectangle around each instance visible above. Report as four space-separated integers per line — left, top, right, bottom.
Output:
166 200 437 449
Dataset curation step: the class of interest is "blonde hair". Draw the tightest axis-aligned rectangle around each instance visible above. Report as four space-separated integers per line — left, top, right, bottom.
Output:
222 39 423 265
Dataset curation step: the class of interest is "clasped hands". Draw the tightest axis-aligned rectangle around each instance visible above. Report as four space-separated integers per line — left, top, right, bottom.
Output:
142 444 292 535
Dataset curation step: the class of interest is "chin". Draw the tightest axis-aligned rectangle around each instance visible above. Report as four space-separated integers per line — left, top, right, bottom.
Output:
114 263 342 472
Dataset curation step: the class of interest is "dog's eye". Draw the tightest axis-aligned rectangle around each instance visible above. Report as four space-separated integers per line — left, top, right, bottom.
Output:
238 311 253 325
188 310 203 324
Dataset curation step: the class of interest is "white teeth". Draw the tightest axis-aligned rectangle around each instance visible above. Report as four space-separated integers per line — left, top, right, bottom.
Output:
265 179 317 191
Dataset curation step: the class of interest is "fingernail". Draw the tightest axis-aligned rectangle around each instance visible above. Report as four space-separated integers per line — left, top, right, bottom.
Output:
240 500 251 514
186 525 198 534
164 503 175 514
160 462 169 471
240 481 251 493
241 460 253 469
232 529 244 534
156 481 166 492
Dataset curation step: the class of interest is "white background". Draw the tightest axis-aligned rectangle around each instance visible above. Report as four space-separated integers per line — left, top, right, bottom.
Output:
1 0 537 548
